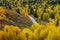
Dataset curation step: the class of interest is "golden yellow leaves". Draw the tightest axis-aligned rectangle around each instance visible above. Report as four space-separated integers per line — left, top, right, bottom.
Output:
2 25 26 40
46 27 60 40
22 28 33 40
0 14 8 20
0 7 8 20
20 7 28 17
0 7 6 14
0 23 60 40
0 31 7 40
31 23 44 30
55 13 60 19
37 8 43 20
43 13 50 21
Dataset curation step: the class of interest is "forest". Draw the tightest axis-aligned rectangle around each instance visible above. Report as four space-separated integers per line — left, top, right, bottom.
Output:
0 0 60 40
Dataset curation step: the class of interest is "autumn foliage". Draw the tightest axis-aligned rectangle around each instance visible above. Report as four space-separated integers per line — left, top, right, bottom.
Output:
0 0 60 40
